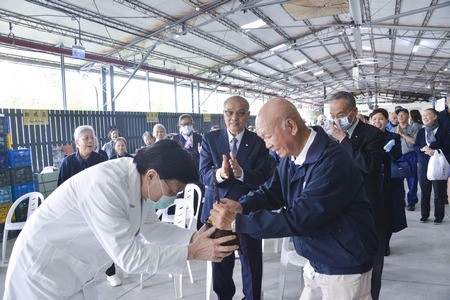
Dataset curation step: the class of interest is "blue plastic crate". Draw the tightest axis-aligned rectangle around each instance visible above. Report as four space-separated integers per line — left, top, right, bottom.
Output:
11 183 36 201
0 169 10 187
0 116 8 135
0 151 7 169
8 149 32 168
10 166 33 185
0 186 12 205
0 134 6 152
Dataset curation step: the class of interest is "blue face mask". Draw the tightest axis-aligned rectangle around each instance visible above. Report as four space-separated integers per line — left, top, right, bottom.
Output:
339 116 351 131
145 175 178 210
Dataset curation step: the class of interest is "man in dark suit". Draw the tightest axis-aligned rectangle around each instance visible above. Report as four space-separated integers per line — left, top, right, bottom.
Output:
328 91 386 300
200 96 270 300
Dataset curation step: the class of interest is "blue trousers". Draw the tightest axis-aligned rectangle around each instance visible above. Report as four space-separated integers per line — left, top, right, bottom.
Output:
404 151 418 205
212 234 262 300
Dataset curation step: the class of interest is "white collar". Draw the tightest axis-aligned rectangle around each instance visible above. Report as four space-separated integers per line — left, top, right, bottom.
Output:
292 128 316 166
227 129 245 147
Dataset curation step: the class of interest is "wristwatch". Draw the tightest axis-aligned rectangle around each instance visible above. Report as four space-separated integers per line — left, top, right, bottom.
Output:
231 220 236 232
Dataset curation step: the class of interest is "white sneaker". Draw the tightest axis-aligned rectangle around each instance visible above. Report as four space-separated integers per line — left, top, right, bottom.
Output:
107 274 122 287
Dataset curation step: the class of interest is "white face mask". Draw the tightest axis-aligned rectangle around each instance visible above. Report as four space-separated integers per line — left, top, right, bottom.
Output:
180 125 193 135
145 174 178 210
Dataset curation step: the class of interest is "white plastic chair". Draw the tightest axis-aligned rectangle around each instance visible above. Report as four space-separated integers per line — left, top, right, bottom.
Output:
142 199 194 298
2 192 45 266
159 183 201 229
278 237 308 300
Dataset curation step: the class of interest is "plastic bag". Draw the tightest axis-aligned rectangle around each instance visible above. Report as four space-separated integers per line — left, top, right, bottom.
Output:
427 149 450 181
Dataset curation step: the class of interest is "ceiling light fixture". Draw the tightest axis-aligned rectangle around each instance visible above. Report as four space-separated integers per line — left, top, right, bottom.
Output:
412 45 419 53
270 44 287 52
362 45 371 51
293 59 307 67
313 70 324 76
241 19 266 30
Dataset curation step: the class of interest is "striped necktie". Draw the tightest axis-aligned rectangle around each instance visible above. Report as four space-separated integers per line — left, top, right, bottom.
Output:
230 138 238 156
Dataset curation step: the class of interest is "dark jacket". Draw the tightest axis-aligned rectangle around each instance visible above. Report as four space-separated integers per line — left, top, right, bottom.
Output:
110 152 133 159
200 128 270 223
172 132 203 167
413 126 450 165
236 127 377 275
437 107 450 135
57 151 107 186
339 120 387 231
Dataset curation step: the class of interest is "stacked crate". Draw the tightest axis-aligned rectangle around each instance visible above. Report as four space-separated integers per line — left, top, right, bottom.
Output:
8 149 35 222
0 114 13 240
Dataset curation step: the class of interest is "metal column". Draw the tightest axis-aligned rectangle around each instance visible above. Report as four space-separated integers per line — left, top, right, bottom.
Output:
173 77 178 112
109 65 115 112
101 66 107 111
60 55 67 110
190 81 194 113
197 82 201 113
146 71 151 111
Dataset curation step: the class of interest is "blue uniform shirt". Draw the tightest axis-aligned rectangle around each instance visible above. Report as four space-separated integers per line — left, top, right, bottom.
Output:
58 151 107 186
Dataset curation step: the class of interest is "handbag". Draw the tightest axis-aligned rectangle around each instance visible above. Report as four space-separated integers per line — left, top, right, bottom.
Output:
390 156 414 179
427 149 450 180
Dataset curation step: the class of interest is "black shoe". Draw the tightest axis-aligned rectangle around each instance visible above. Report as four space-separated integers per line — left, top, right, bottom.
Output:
420 217 428 223
406 205 415 211
384 250 391 256
434 219 442 225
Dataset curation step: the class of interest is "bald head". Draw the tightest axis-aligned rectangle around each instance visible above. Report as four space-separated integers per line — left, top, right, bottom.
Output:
257 98 304 129
256 97 309 158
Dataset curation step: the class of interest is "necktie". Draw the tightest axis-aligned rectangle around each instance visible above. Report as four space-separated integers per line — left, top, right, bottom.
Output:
230 138 238 156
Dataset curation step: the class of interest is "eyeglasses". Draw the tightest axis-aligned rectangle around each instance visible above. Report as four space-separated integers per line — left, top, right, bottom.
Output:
163 179 179 196
224 110 247 118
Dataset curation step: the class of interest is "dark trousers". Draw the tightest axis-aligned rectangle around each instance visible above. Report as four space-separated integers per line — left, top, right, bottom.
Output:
105 263 116 276
371 230 385 300
404 152 418 205
212 234 262 300
418 163 447 221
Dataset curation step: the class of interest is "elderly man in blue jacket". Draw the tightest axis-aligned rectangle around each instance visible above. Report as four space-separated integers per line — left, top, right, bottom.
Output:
211 98 377 300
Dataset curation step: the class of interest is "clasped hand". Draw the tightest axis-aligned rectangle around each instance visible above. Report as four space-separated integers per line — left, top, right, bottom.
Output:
209 198 243 230
219 152 243 179
188 226 238 262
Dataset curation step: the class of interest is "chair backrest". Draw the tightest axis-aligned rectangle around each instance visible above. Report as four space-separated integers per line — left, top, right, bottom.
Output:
173 198 194 229
183 183 202 219
6 192 45 225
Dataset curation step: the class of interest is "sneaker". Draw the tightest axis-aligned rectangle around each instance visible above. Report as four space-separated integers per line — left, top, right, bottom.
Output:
406 205 415 211
107 274 122 287
433 219 442 225
420 217 428 223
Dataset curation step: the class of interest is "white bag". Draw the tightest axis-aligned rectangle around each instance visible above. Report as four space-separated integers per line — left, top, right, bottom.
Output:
427 149 450 181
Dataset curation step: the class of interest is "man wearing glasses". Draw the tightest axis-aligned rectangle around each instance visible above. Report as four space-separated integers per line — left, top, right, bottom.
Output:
200 95 271 300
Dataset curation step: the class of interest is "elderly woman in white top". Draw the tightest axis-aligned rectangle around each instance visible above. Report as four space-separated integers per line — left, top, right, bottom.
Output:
4 139 238 299
153 123 167 142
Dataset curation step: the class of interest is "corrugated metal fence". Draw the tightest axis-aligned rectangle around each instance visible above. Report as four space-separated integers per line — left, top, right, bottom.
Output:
0 109 255 173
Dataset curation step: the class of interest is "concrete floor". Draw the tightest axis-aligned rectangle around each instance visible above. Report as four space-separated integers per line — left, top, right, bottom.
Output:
1 205 450 299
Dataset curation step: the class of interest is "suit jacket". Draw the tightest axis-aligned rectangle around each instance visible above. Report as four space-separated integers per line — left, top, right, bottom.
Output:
339 120 387 231
200 128 270 222
172 132 203 167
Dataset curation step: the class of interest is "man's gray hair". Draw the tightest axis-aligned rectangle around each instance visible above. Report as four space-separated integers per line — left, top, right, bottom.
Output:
178 114 193 124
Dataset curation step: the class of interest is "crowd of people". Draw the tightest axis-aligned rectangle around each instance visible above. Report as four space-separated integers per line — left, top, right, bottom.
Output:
3 92 450 299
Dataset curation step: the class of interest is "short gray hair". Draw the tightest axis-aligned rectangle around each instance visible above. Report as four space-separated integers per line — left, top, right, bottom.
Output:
178 114 193 124
153 123 166 133
73 125 95 142
114 137 127 146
